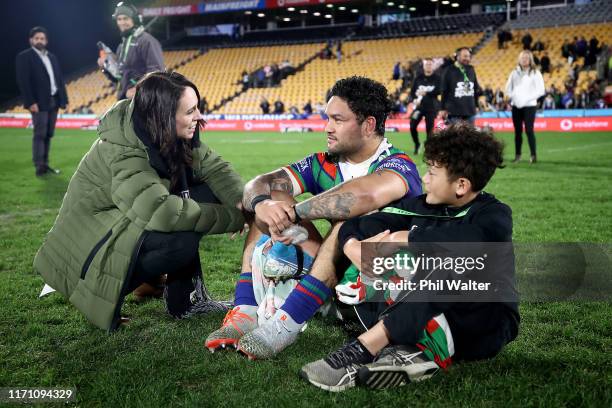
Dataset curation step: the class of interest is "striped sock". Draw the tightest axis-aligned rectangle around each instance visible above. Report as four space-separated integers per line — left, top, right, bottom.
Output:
234 272 257 306
281 275 331 324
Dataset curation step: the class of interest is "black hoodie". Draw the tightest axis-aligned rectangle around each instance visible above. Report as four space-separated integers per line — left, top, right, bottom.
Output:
440 63 481 117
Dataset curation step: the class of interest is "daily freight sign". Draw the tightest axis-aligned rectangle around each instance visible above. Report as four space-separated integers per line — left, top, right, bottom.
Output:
141 5 198 17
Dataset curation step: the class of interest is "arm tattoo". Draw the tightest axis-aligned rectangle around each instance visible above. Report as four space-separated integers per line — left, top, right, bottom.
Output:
271 177 293 194
242 169 293 211
295 192 356 221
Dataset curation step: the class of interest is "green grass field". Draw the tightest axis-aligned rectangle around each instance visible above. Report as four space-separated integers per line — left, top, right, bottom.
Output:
0 128 611 407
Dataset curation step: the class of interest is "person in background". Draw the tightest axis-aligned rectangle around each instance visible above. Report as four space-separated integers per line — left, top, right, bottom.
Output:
505 50 546 164
260 97 270 114
408 58 441 154
98 2 164 100
16 26 68 177
440 47 481 125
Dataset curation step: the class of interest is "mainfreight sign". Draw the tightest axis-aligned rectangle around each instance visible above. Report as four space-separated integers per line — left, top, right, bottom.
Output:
142 1 264 16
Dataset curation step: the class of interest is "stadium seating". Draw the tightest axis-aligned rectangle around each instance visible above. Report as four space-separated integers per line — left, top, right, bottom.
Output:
220 32 482 115
473 22 611 94
175 43 323 112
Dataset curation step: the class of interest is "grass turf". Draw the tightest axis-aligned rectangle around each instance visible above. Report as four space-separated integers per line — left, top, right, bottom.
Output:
0 128 610 407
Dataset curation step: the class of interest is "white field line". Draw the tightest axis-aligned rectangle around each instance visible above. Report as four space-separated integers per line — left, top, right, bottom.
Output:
545 141 612 153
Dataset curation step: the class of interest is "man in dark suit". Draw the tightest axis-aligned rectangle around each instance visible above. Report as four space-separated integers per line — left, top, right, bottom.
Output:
16 26 68 177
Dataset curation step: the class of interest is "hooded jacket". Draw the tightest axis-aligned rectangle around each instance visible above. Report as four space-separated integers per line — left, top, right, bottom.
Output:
34 99 244 331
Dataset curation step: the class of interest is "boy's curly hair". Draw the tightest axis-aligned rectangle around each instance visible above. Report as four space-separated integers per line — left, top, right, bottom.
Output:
424 123 504 192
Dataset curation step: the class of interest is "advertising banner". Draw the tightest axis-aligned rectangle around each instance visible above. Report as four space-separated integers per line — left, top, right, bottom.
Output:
1 117 611 132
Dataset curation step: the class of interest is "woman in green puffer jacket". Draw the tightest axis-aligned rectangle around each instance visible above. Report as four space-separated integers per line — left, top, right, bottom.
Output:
34 71 245 331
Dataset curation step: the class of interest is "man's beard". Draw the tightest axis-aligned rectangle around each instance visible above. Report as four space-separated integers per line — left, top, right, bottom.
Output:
33 43 46 51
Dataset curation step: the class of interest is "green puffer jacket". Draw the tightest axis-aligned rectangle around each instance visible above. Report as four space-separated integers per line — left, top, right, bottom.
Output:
34 99 245 331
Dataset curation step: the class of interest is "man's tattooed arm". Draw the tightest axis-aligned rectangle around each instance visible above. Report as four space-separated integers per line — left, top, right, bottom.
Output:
294 170 407 221
242 168 294 211
295 192 356 220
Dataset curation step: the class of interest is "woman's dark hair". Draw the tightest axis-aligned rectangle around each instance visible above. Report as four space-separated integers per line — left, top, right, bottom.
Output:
132 71 201 190
328 76 393 136
424 123 504 192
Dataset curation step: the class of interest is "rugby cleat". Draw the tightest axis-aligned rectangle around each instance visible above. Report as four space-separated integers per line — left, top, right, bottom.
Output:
236 310 303 360
205 305 258 352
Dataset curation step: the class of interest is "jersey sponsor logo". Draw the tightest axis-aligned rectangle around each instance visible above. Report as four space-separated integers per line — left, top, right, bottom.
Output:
295 157 310 173
454 81 474 98
378 159 411 174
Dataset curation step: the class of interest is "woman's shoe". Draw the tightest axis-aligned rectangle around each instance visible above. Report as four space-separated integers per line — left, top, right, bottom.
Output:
512 155 521 163
530 155 537 164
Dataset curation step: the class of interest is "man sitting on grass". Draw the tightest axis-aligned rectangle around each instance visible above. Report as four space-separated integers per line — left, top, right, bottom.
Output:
300 123 520 391
204 76 423 358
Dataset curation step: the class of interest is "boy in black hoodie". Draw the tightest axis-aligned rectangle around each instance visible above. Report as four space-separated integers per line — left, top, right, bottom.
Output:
300 123 519 392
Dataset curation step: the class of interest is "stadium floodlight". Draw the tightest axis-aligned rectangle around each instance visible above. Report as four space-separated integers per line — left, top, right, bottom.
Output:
300 9 308 14
431 0 438 2
324 14 332 18
441 0 449 4
283 17 291 21
257 12 265 17
244 10 252 15
399 4 405 9
327 4 334 8
313 12 321 16
410 6 416 11
387 1 395 6
339 6 346 10
451 2 459 7
288 7 295 11
351 8 359 13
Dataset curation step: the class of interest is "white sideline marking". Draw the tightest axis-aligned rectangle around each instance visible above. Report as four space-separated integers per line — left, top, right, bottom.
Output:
546 142 612 153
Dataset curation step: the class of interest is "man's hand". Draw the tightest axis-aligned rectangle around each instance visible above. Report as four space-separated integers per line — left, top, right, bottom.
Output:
126 87 136 99
254 200 295 236
438 110 448 120
28 103 39 113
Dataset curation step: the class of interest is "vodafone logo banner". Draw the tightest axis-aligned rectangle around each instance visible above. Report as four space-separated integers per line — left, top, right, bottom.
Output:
265 0 348 9
1 117 610 132
476 118 612 132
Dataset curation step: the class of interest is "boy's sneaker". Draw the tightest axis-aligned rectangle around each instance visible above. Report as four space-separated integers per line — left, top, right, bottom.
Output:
357 345 439 389
236 310 303 360
205 305 258 352
299 339 374 392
